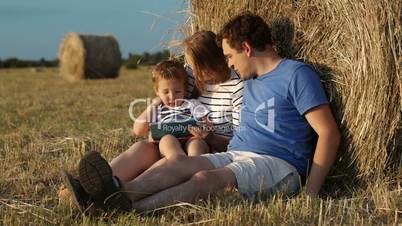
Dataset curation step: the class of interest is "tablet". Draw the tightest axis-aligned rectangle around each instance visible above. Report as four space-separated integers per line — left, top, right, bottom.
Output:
150 118 198 141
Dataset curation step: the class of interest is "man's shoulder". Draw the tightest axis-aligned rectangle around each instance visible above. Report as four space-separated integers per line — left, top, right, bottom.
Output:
279 59 319 84
282 59 313 73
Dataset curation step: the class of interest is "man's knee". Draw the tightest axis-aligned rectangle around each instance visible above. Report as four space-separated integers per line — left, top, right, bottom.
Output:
190 168 236 190
190 170 214 186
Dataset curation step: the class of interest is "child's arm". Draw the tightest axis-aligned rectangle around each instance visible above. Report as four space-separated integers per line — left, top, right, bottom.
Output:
132 97 161 137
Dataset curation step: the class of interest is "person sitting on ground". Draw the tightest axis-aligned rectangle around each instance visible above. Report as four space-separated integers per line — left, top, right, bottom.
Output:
134 59 210 159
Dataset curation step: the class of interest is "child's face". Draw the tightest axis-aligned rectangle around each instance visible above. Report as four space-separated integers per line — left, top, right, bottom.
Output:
155 78 186 107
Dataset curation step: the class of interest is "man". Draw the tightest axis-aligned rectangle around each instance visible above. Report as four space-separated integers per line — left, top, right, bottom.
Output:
65 13 340 213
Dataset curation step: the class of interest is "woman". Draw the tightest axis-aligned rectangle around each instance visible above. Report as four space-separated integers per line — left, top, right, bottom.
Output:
60 31 243 211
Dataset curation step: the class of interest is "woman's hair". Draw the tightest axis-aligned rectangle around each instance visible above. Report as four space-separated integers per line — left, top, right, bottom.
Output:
152 60 187 90
183 31 230 91
217 12 272 51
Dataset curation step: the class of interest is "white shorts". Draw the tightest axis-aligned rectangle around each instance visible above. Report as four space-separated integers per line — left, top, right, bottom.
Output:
203 150 301 201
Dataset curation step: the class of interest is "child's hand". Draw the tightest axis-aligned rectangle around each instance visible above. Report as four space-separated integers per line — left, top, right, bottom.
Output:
151 97 162 106
188 118 213 139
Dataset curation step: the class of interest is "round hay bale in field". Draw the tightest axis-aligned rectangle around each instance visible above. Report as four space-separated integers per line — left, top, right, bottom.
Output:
58 32 122 81
187 0 401 182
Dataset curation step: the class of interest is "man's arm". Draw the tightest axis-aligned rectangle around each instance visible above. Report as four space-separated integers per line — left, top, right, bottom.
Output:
304 104 341 196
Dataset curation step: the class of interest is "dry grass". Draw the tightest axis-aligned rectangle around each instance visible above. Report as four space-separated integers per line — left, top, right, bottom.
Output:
0 68 400 225
186 0 402 182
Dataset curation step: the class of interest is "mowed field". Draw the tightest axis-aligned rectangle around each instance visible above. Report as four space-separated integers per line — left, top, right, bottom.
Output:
0 68 400 225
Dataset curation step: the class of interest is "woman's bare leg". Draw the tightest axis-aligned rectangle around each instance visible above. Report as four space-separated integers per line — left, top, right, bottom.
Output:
122 155 215 202
110 140 160 182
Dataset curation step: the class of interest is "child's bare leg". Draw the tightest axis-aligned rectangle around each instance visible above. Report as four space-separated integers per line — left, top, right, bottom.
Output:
159 134 186 159
185 138 210 156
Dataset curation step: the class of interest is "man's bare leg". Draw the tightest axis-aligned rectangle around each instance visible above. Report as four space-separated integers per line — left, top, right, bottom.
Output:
121 155 215 202
132 167 236 212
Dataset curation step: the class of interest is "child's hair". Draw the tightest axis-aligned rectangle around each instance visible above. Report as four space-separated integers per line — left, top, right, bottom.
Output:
183 31 230 91
152 60 187 90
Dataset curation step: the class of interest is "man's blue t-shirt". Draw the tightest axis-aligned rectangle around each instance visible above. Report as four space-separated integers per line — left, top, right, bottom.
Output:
228 59 329 178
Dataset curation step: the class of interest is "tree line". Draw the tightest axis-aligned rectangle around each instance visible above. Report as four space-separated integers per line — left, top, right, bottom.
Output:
0 58 58 68
0 50 171 69
124 50 170 69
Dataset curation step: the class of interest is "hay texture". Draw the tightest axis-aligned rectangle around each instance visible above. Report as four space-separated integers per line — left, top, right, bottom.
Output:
58 32 122 81
187 0 401 180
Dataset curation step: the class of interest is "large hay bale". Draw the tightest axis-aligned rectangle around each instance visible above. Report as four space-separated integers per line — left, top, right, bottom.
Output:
58 32 122 81
186 0 401 181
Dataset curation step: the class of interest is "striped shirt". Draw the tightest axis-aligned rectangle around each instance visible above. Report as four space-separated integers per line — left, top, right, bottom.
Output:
185 65 244 138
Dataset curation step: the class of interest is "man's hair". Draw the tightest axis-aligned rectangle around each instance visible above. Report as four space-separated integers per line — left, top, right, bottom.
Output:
183 30 230 91
152 60 187 90
217 12 272 51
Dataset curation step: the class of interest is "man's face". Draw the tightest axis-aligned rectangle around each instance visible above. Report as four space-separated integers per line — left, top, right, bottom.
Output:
222 39 254 80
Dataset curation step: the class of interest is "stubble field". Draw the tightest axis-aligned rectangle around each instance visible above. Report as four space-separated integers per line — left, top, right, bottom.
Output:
0 68 400 225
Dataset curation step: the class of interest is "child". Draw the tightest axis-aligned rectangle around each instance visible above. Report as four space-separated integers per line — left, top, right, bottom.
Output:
133 60 211 158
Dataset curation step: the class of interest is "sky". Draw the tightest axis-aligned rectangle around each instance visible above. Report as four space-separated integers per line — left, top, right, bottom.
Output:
0 0 188 59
